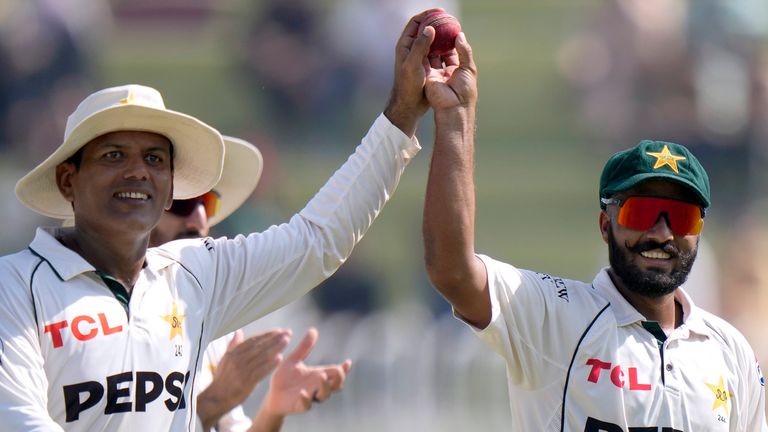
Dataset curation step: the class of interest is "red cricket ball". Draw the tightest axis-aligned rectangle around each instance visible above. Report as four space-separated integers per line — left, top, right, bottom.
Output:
420 11 461 57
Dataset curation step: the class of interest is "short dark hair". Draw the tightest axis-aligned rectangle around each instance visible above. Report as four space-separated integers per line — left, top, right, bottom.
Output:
64 148 84 169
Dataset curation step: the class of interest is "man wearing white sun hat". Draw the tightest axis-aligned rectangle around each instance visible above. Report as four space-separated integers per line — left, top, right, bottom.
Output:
60 136 348 432
0 9 443 431
147 136 350 432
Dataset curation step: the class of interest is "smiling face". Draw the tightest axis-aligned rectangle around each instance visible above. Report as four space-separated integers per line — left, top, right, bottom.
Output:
56 131 174 236
599 179 701 298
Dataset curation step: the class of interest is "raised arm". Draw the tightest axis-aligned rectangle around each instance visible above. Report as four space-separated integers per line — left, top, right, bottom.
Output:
422 32 490 328
196 10 442 338
384 8 446 137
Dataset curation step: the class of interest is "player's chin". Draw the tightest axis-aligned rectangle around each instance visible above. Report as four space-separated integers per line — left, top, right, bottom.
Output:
174 230 203 240
636 255 676 273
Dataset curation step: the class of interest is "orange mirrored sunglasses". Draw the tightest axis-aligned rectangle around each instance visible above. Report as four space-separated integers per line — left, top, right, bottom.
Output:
168 191 220 218
601 196 704 236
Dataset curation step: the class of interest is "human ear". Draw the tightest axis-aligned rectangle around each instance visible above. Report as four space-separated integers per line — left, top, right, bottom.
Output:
599 210 610 244
55 163 77 203
164 177 174 210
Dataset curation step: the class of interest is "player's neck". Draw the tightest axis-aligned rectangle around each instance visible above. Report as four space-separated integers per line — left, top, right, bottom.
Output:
608 269 683 332
57 227 147 292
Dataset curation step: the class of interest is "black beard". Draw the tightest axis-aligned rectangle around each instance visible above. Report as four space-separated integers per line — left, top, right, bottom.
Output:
607 225 697 298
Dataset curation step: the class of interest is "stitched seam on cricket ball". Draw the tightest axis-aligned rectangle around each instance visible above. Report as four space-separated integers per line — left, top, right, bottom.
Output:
426 16 457 27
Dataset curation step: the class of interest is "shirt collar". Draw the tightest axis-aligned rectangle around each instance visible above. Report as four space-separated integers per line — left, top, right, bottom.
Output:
30 227 177 280
592 268 644 326
673 287 711 337
30 227 95 281
592 267 711 338
145 247 176 272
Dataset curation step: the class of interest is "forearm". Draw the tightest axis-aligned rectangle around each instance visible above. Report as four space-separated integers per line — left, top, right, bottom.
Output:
247 404 285 432
196 387 237 431
423 105 488 324
298 114 420 262
384 97 426 138
202 114 422 335
424 106 477 277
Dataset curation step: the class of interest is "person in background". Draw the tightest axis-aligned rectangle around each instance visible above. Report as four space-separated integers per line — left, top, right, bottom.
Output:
149 136 351 431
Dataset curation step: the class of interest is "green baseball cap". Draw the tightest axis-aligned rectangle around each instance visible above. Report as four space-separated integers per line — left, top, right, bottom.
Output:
599 140 710 209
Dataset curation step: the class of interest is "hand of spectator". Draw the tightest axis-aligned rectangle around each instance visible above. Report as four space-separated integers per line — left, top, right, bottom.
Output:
263 327 352 415
197 329 291 430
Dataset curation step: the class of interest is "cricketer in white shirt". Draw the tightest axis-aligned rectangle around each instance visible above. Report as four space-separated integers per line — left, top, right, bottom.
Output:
0 114 420 431
470 255 767 431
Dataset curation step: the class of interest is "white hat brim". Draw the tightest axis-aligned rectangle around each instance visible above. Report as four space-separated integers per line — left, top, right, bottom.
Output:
208 136 263 227
15 104 224 219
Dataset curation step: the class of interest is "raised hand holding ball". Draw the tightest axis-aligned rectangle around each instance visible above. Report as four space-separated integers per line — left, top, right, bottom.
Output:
419 11 462 57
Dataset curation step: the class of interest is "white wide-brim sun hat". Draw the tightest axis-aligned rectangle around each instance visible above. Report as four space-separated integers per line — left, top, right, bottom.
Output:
60 135 262 229
208 136 263 227
15 84 224 219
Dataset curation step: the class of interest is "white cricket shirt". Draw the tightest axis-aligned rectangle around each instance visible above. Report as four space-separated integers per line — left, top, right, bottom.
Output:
466 254 767 431
0 114 420 431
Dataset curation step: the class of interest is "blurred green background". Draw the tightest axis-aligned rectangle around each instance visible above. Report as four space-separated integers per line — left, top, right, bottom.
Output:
3 1 767 429
2 0 618 303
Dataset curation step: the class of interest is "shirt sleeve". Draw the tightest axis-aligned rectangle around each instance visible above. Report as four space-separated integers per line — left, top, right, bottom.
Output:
460 254 599 390
0 261 65 431
737 342 767 431
177 113 420 339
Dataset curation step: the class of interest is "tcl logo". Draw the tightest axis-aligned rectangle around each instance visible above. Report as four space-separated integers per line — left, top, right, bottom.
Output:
586 358 652 391
44 313 123 348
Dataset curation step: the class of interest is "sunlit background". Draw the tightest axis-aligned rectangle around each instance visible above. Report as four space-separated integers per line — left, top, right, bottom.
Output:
2 0 768 430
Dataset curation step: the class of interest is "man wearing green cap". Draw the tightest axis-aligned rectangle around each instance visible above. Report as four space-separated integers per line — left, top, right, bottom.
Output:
423 131 767 428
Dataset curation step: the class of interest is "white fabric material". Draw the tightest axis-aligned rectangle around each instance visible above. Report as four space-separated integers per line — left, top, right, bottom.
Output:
0 114 419 431
461 254 767 432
